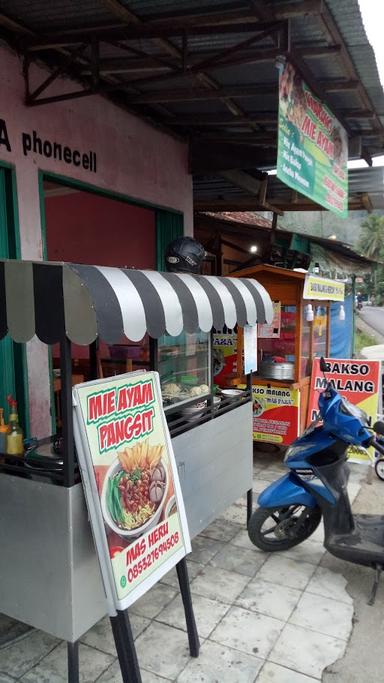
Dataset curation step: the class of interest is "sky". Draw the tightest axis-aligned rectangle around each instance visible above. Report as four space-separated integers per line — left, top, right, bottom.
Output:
353 0 384 168
358 0 384 87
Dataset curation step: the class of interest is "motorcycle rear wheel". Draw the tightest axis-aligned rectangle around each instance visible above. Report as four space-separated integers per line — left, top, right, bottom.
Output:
248 505 322 552
375 458 384 481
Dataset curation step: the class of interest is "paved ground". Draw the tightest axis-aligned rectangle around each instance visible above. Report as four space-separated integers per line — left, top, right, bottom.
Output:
358 306 384 343
323 464 384 683
0 449 369 683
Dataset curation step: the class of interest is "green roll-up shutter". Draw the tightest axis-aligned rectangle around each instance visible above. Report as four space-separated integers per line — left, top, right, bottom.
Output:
0 168 29 434
0 170 16 419
156 210 184 271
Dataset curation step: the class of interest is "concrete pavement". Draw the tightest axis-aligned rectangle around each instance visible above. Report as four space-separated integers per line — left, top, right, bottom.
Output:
0 450 368 683
322 466 384 683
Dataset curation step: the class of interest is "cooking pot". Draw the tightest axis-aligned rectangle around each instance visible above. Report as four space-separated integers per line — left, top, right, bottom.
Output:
258 360 294 381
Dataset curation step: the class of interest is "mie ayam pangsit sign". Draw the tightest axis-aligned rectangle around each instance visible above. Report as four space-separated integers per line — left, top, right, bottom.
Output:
277 61 348 217
73 371 191 610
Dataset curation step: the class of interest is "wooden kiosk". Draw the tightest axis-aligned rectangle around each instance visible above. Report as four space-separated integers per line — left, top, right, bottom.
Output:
233 264 346 445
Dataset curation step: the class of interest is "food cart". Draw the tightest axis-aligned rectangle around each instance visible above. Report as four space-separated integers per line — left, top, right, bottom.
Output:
232 264 346 446
0 258 272 681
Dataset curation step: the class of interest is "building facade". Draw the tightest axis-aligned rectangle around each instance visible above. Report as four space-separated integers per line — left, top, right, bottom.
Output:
0 43 193 436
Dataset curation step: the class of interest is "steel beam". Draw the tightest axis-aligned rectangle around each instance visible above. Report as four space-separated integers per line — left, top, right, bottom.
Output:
26 20 287 50
219 170 265 196
125 84 277 103
123 82 370 105
101 0 257 126
79 45 341 76
194 196 363 212
190 142 276 173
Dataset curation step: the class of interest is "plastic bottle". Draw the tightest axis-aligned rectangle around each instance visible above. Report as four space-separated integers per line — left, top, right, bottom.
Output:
0 408 8 454
6 396 24 456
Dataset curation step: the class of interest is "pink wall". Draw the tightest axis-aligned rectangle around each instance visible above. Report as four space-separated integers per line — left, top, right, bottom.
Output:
45 190 156 268
0 43 193 437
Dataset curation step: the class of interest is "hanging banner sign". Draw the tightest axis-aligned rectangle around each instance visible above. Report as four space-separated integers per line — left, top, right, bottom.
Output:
277 62 348 217
244 324 258 374
73 371 191 610
303 275 345 302
258 302 281 339
252 384 300 445
307 358 380 463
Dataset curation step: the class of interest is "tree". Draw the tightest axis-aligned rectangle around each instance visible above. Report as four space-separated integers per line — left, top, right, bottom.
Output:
358 215 384 304
358 214 384 259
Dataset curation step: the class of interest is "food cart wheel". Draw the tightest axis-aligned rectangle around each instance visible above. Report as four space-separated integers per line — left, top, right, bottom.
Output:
248 505 322 552
375 458 384 481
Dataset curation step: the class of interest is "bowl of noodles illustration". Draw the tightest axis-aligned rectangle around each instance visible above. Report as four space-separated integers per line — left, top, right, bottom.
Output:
101 440 169 539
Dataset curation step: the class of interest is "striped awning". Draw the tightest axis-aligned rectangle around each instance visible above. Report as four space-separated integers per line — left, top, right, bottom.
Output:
0 260 273 345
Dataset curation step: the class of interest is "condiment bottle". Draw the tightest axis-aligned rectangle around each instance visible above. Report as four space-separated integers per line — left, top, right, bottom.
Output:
0 408 8 455
6 396 24 456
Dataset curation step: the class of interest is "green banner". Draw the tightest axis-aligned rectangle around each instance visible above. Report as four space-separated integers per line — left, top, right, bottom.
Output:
277 62 348 217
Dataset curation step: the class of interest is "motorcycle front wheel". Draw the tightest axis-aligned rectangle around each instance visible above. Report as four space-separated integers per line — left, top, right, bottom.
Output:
248 505 322 552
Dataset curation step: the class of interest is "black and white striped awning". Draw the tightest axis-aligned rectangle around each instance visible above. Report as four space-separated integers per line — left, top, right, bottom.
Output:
0 260 273 345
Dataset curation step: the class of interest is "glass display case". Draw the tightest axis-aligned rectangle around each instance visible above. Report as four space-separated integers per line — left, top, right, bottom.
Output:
257 305 296 381
157 332 211 410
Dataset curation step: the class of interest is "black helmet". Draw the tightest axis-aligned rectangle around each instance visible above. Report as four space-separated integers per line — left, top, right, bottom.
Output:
165 236 205 274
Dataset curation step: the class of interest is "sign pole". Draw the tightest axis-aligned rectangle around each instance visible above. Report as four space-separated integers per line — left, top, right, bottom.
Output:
60 336 81 683
246 372 253 526
67 642 79 683
110 611 142 683
60 336 76 488
72 370 197 683
176 558 200 657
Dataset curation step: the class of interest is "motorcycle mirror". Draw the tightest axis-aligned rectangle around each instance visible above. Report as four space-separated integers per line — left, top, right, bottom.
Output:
373 421 384 436
319 357 328 373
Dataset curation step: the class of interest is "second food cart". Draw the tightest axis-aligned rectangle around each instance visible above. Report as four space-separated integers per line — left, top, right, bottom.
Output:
232 264 346 446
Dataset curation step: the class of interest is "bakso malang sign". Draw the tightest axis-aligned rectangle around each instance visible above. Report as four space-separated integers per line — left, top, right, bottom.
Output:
73 371 191 610
307 358 380 463
277 62 348 217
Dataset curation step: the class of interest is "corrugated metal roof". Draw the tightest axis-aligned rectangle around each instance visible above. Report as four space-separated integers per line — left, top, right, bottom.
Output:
194 167 384 211
195 208 377 267
0 0 383 212
125 0 243 17
0 0 111 31
201 210 272 228
269 167 384 209
326 0 384 115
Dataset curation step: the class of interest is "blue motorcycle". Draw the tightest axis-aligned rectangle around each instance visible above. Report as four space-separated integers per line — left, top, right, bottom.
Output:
248 357 384 604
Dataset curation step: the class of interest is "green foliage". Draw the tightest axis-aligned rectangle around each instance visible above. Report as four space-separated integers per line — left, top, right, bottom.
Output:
354 328 377 355
359 214 384 259
358 215 384 304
